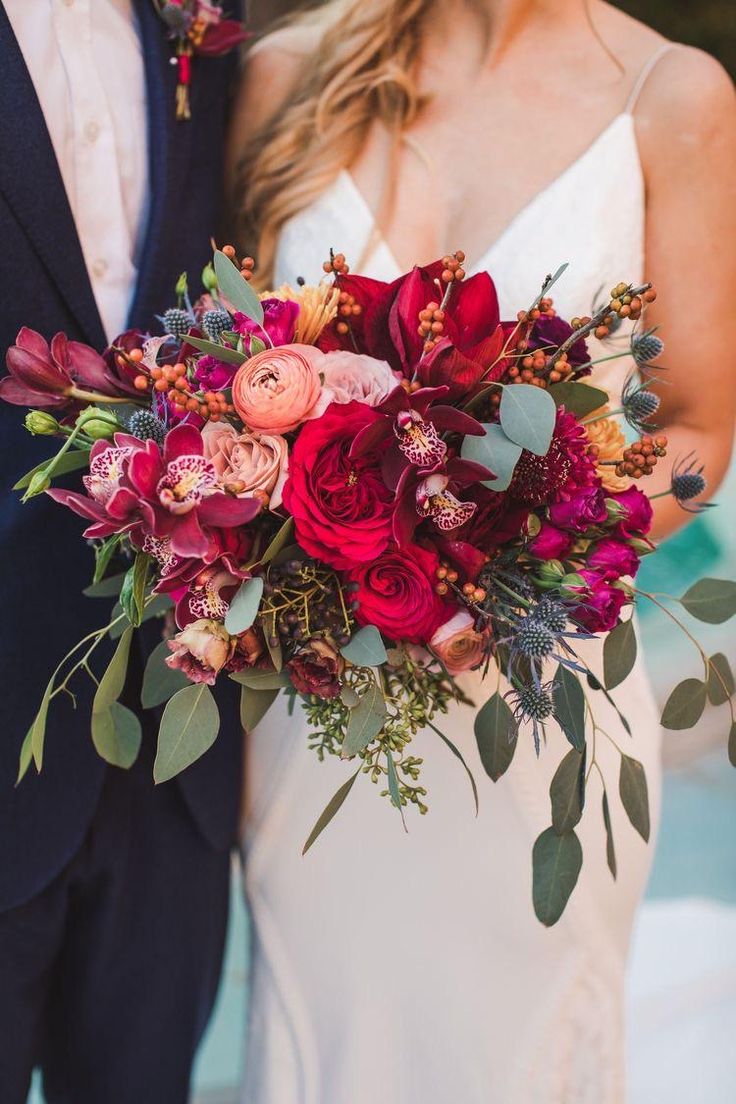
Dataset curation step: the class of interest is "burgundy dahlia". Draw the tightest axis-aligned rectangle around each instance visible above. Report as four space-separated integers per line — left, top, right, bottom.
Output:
509 408 597 506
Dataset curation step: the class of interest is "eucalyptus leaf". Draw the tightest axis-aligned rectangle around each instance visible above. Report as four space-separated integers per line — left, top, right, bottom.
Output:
94 626 134 713
474 691 518 781
550 748 585 834
141 639 190 709
17 726 34 786
93 533 123 585
729 721 736 769
119 553 150 627
341 625 388 668
264 629 283 673
602 790 617 879
619 753 650 842
340 685 360 708
184 333 247 367
302 768 361 854
660 678 707 730
91 701 142 769
460 423 522 491
84 572 127 599
225 576 264 635
603 618 637 690
109 593 172 639
706 653 734 707
385 750 407 829
532 826 583 927
230 669 291 690
548 381 609 417
341 675 387 758
214 249 264 324
679 578 736 624
240 685 279 732
253 517 294 568
431 723 479 816
30 679 53 772
499 384 556 456
153 683 220 783
552 664 586 751
585 666 632 736
13 447 90 490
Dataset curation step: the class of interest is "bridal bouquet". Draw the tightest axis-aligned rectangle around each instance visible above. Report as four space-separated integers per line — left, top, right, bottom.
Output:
4 247 734 924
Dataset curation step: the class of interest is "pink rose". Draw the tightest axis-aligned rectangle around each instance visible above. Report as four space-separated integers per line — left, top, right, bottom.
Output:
587 538 640 581
528 522 573 561
166 619 233 685
572 569 629 633
609 486 654 538
309 352 402 418
202 421 289 509
231 343 323 434
430 609 490 674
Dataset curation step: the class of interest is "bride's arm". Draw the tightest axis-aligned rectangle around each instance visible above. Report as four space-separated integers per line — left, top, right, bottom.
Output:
636 46 736 541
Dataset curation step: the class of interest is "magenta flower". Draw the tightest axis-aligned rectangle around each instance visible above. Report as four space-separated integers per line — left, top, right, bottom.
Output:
0 328 114 408
529 522 574 561
232 298 299 350
587 538 640 581
48 434 144 539
194 354 237 391
572 569 630 633
609 486 654 538
548 486 608 533
509 408 598 506
126 423 261 558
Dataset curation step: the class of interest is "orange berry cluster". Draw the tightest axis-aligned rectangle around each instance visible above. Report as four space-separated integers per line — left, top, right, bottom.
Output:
507 349 574 388
591 283 657 340
417 301 447 354
462 580 488 603
335 289 363 336
399 379 423 394
151 363 235 422
322 251 350 277
440 250 466 284
222 244 255 282
434 562 459 596
614 433 668 479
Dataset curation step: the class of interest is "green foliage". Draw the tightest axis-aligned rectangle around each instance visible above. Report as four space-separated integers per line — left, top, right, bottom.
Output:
706 653 734 707
225 577 264 635
550 748 585 834
341 673 388 758
341 625 388 668
660 677 707 730
619 753 650 842
184 333 246 366
602 791 617 879
153 683 220 783
474 691 518 781
499 383 556 456
532 827 583 926
431 724 479 815
240 685 280 731
230 669 291 690
552 664 586 751
678 578 736 624
93 534 124 585
461 422 523 491
548 381 609 416
91 701 142 769
603 617 638 690
302 768 361 854
141 640 190 709
13 447 90 491
119 553 150 627
214 248 264 324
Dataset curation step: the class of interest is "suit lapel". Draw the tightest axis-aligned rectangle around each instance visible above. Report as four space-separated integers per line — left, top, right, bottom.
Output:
128 0 194 329
0 5 106 349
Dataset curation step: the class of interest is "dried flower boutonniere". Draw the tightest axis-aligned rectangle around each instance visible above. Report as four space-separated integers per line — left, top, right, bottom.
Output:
153 1 248 121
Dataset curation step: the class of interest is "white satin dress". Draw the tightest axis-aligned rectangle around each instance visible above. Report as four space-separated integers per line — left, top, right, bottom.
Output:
242 48 673 1104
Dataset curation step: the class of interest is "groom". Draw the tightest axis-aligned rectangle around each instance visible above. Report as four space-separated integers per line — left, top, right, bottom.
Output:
0 3 245 1102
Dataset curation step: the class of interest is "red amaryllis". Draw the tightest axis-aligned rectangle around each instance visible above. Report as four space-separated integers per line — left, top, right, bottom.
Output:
126 423 261 558
347 541 447 644
282 401 395 570
1 328 116 408
319 261 506 398
509 408 598 506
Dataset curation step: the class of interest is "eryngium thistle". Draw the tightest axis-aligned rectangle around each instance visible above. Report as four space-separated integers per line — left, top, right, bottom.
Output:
162 307 192 339
534 598 568 635
671 455 711 512
514 618 556 659
202 309 231 341
622 378 661 430
127 409 166 446
514 684 554 722
632 332 664 364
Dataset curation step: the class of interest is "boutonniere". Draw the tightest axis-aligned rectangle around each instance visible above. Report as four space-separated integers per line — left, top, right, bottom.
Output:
153 1 249 121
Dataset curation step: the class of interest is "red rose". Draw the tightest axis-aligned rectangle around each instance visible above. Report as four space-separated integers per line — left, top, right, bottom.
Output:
347 542 447 644
283 401 395 570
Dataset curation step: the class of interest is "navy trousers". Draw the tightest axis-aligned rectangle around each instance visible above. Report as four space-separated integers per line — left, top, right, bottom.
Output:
0 764 231 1104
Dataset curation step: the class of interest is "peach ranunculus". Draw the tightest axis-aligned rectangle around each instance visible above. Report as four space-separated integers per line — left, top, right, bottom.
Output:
430 609 490 675
166 619 233 685
308 352 402 418
202 421 289 509
231 343 323 434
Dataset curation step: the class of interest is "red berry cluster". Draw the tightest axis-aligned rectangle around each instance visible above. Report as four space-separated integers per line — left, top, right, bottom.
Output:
592 283 657 340
150 363 234 422
322 250 350 277
335 289 363 336
439 250 466 285
222 244 255 282
417 301 447 354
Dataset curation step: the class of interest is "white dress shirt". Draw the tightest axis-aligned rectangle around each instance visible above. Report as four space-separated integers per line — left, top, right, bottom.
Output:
5 0 149 340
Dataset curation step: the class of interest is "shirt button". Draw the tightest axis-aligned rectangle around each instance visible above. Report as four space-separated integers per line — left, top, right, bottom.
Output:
84 120 100 143
92 259 108 278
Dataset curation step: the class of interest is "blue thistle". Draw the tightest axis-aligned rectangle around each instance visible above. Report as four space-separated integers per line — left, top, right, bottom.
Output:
622 376 660 431
202 309 231 342
632 331 664 365
514 618 556 660
127 409 166 446
509 681 555 755
671 455 713 514
162 307 193 340
534 598 568 635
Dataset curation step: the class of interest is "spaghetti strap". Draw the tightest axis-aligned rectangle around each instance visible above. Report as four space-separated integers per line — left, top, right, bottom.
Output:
625 42 680 114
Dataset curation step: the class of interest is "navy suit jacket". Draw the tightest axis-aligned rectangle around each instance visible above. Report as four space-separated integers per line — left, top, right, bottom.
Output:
0 0 244 911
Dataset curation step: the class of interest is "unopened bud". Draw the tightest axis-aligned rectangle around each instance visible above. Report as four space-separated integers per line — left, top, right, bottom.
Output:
534 560 565 589
77 407 119 440
201 263 218 293
175 271 189 299
25 411 59 436
22 469 51 501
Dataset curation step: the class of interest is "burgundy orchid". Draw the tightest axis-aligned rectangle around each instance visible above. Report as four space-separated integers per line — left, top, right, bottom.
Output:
1 328 122 409
393 456 494 546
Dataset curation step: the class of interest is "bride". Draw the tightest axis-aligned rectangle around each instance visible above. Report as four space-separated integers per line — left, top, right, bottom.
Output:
228 2 736 1101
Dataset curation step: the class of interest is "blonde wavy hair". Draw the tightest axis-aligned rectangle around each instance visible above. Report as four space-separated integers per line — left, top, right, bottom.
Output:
234 0 441 286
234 0 617 286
